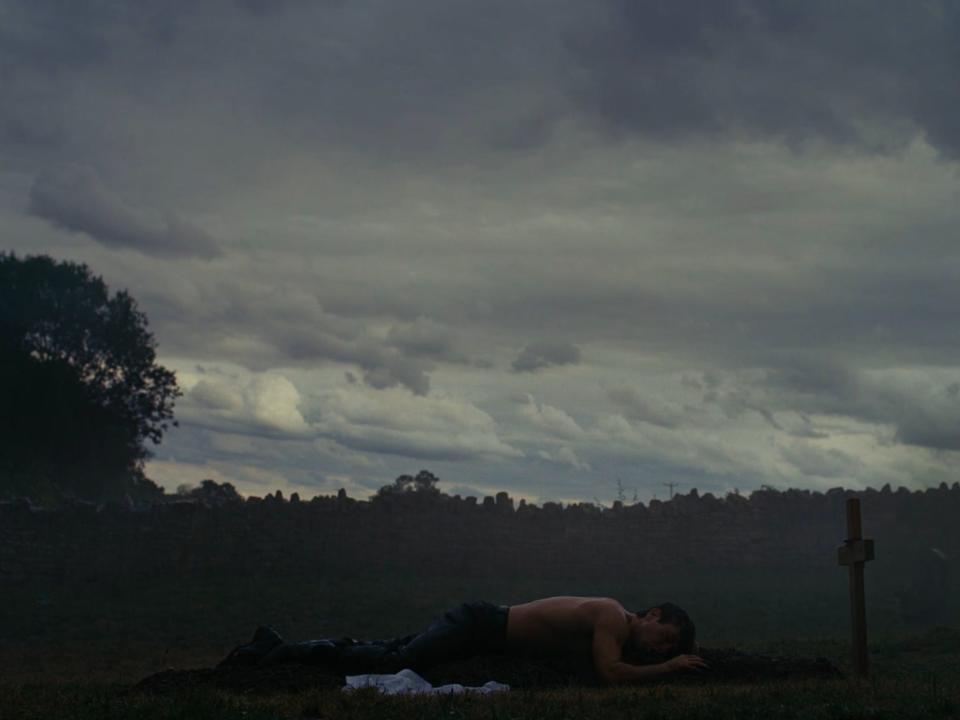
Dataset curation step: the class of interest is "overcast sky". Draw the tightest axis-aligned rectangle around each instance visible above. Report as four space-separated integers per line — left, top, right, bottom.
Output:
4 0 960 504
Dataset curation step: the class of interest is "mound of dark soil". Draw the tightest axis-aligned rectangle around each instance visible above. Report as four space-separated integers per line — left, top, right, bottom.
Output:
420 647 842 688
691 647 842 683
132 647 841 695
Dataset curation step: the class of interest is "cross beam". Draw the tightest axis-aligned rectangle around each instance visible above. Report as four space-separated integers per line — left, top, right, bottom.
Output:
837 497 875 676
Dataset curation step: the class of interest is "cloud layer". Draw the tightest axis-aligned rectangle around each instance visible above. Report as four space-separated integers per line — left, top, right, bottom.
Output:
512 340 582 373
567 1 960 156
4 0 960 501
29 166 222 259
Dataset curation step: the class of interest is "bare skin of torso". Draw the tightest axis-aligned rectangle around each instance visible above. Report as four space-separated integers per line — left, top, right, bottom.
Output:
505 595 630 656
503 595 710 684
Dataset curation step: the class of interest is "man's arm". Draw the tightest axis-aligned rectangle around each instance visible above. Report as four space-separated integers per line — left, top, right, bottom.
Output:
591 610 708 685
590 607 632 684
604 655 709 684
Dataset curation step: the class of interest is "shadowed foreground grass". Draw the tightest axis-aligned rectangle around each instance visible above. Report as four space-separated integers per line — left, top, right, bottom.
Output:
3 673 959 720
4 593 958 719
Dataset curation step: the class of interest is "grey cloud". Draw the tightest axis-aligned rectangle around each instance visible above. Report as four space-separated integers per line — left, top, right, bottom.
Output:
1 0 574 172
537 445 590 471
28 166 222 259
2 73 65 150
8 0 960 500
446 484 487 499
518 394 584 440
7 0 960 167
567 1 960 157
871 381 960 452
779 444 859 479
774 412 830 440
176 370 521 465
145 278 435 395
386 317 464 361
710 363 960 452
1 2 113 72
190 379 243 412
512 339 581 373
701 377 784 431
605 384 685 429
0 1 202 155
234 0 311 17
331 435 475 462
267 322 433 395
895 418 960 452
361 354 432 396
310 386 523 462
765 363 858 405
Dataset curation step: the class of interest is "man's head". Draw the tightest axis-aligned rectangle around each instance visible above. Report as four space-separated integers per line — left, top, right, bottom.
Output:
628 602 696 657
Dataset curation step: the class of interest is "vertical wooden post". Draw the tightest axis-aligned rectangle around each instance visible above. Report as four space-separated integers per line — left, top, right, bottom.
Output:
846 499 868 675
838 497 874 676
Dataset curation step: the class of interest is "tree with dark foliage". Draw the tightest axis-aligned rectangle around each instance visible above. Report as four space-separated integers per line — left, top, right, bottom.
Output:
177 479 244 506
0 251 181 503
375 469 442 498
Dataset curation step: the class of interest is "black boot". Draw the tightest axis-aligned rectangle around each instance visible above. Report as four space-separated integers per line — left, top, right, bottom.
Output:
217 626 284 668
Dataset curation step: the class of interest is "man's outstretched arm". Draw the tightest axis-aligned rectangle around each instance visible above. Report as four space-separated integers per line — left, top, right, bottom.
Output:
592 618 708 685
603 654 710 684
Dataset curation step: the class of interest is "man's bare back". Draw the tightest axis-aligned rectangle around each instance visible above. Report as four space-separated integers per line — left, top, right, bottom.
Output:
506 596 627 655
505 595 707 684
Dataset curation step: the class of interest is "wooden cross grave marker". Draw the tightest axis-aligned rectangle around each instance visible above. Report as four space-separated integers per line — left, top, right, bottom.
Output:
837 497 875 676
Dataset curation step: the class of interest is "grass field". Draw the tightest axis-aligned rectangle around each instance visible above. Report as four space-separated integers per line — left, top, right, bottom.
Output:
3 630 959 719
2 673 958 720
3 563 942 682
3 566 958 718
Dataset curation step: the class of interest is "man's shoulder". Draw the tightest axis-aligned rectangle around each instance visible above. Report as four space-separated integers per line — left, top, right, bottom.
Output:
585 597 628 614
586 598 630 632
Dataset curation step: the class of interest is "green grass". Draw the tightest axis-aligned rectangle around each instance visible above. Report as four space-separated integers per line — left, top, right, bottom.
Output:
1 567 953 685
3 629 960 719
3 566 958 717
2 674 958 720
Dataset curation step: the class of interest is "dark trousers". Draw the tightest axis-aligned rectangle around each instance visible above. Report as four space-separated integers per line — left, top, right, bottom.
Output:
264 601 510 674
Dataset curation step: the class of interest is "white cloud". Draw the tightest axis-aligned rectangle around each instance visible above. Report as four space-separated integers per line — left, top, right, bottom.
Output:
517 393 585 439
312 385 522 462
538 445 591 471
604 382 688 428
243 375 311 435
176 367 311 437
190 379 243 412
594 413 778 482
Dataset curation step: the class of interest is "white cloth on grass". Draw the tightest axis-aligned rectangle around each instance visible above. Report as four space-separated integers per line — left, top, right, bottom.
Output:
343 668 510 695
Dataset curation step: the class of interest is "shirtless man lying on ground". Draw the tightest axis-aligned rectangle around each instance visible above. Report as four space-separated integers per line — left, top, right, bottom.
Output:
219 596 709 685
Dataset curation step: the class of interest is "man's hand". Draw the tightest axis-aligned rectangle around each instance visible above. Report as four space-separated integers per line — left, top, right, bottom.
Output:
663 654 710 673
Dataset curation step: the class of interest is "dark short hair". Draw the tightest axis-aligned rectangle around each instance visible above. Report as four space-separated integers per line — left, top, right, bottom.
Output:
636 602 696 654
